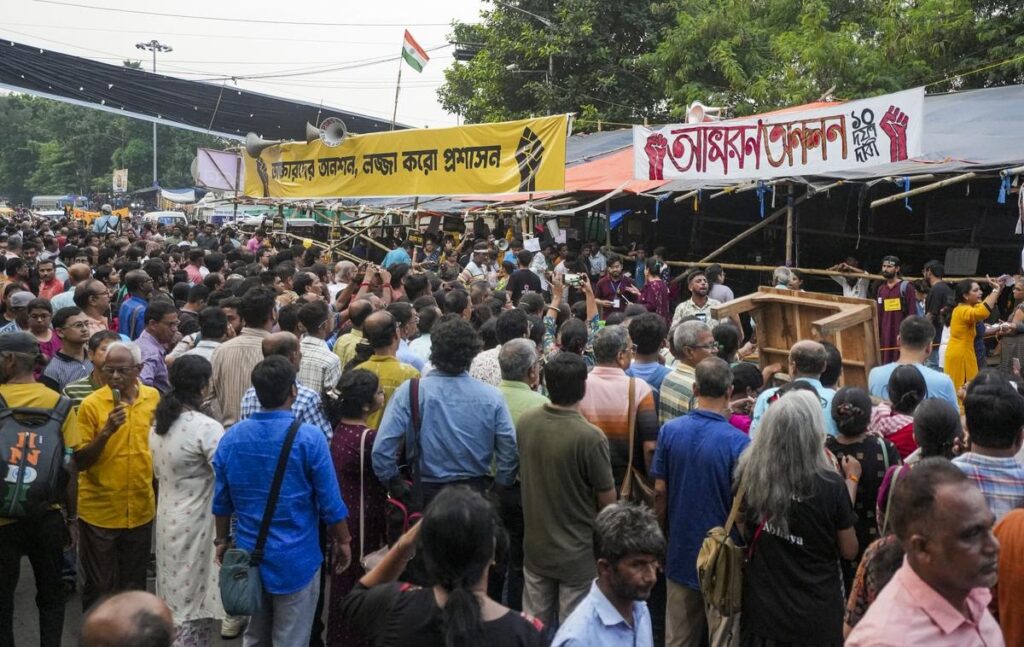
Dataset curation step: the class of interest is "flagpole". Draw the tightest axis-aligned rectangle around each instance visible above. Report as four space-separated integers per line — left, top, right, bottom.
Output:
391 51 403 131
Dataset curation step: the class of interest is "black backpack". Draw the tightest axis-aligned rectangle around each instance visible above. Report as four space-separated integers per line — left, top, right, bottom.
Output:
0 393 72 518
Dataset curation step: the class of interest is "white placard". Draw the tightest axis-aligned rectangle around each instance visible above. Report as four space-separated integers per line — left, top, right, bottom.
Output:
634 87 925 181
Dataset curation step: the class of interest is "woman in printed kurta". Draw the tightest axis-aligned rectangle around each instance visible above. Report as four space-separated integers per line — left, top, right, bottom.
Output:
626 258 671 326
149 355 225 647
327 369 386 647
944 277 1003 399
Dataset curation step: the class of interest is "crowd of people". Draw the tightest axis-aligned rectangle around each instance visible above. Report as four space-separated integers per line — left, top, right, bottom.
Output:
1 212 1023 647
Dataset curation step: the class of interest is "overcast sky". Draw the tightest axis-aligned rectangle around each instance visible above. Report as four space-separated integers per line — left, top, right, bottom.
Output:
4 0 485 128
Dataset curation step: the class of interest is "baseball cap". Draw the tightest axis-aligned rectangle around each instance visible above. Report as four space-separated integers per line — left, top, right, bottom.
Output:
9 291 34 309
0 331 39 354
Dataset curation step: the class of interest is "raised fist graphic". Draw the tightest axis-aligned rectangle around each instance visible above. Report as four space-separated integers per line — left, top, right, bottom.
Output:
645 133 668 180
879 106 910 162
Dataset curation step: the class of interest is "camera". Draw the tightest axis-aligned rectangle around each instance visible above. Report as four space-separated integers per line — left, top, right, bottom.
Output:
565 273 584 288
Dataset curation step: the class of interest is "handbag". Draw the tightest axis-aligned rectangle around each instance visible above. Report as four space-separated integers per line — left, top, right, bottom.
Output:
619 377 656 506
697 479 763 617
359 426 390 571
219 418 301 616
385 378 424 545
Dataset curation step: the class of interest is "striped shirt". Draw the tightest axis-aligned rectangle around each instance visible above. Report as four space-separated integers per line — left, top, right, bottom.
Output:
211 327 271 427
40 351 92 393
63 373 102 410
658 363 697 425
578 367 659 488
240 381 333 439
953 453 1024 522
298 335 342 394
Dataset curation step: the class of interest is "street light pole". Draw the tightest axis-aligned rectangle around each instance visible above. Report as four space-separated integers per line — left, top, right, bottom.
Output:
135 39 173 187
494 1 555 113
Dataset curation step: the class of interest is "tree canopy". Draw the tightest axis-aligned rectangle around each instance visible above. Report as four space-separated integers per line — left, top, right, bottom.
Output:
0 93 225 205
440 0 1024 123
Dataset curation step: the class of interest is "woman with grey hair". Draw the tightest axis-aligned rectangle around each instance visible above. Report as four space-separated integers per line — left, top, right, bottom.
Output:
736 390 858 647
772 266 793 289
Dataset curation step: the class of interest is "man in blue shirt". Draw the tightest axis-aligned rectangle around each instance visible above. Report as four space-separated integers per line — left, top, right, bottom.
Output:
117 270 153 340
626 313 673 407
213 356 351 647
552 503 663 647
651 357 749 647
380 240 413 269
867 315 959 410
372 316 518 505
749 340 839 437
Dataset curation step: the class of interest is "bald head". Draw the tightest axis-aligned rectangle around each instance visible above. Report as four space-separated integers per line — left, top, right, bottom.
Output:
262 331 300 367
335 261 356 282
363 310 398 351
348 298 374 330
68 263 92 284
789 340 827 377
80 591 174 647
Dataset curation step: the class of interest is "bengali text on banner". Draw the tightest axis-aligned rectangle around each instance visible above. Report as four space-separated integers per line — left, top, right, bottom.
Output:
633 88 924 181
243 114 568 198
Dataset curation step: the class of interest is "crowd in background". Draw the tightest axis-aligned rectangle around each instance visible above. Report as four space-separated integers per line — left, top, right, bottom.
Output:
0 212 1023 647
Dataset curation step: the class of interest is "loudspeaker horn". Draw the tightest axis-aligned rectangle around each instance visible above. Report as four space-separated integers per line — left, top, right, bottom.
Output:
244 132 286 158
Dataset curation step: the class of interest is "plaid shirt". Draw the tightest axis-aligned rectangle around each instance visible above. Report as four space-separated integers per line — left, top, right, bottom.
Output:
953 453 1024 522
240 381 333 439
658 364 696 425
298 336 342 394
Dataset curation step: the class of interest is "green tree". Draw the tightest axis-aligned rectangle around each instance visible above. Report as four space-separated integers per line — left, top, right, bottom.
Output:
438 0 670 128
650 0 1024 118
0 94 225 204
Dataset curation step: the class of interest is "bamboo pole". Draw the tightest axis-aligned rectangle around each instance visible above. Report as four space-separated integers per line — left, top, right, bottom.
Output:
673 189 700 204
694 215 1022 249
663 260 994 284
699 192 810 262
785 183 795 266
1001 164 1024 178
339 223 391 253
870 172 977 209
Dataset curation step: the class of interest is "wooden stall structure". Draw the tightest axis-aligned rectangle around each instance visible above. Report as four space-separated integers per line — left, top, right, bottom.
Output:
712 287 880 388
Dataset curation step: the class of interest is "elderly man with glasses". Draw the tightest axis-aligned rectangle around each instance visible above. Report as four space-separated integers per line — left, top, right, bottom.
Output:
748 340 840 438
136 300 179 394
659 320 718 425
67 340 159 611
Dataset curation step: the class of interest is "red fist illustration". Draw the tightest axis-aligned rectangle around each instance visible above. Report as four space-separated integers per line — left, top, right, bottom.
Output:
879 106 909 162
645 133 668 180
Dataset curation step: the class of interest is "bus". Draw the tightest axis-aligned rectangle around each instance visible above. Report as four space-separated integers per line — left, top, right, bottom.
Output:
30 195 89 218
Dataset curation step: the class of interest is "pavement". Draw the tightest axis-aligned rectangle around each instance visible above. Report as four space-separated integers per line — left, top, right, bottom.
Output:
13 557 238 646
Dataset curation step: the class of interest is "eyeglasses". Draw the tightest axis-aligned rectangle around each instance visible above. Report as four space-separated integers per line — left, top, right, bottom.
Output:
159 319 180 328
101 364 140 376
689 342 720 351
28 313 51 321
63 321 90 330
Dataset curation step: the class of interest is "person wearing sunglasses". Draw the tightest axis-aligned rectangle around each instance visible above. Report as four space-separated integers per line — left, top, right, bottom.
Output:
749 340 840 438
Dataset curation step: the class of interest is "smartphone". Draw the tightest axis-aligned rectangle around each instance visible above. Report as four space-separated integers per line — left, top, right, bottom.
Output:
111 388 121 406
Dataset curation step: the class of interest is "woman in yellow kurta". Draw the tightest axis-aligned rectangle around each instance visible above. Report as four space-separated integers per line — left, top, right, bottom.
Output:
945 276 1003 396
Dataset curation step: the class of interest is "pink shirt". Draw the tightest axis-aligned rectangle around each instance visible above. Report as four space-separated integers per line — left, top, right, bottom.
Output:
847 559 1004 647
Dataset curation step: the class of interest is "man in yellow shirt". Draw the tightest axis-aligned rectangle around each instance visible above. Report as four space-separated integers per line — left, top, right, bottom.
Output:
355 310 419 429
334 298 373 371
67 341 159 611
0 333 77 645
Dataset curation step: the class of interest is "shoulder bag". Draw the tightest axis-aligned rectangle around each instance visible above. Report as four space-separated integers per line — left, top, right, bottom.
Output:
619 377 656 507
697 479 758 617
219 417 301 616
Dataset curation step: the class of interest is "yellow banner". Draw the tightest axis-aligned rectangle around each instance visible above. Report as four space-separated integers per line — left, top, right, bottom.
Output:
243 115 567 199
72 207 129 223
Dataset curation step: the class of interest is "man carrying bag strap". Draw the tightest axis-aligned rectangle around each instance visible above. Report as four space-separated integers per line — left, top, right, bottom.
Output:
213 356 352 646
219 417 301 616
619 377 656 506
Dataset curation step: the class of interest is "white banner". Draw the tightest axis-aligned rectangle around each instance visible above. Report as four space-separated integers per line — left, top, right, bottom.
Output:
112 168 128 193
634 87 925 181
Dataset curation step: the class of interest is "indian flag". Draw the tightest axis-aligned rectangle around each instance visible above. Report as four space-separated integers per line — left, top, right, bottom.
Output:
401 30 429 73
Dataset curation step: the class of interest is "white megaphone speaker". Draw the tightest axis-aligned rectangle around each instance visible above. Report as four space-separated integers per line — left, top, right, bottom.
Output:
305 117 348 148
686 101 722 124
244 132 286 158
496 238 510 251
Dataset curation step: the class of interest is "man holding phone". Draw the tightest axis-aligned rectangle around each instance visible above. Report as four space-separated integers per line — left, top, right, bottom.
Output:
68 341 160 611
